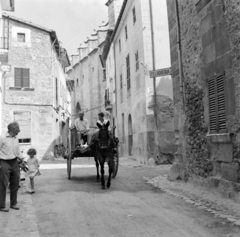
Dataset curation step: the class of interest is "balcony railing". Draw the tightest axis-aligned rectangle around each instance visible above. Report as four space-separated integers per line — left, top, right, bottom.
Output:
105 88 113 110
0 37 9 50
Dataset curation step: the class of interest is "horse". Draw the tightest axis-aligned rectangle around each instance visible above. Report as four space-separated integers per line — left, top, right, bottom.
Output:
90 124 114 189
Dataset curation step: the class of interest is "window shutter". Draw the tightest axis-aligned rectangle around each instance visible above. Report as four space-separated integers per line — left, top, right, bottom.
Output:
216 74 226 131
22 68 30 87
208 73 226 133
15 68 22 87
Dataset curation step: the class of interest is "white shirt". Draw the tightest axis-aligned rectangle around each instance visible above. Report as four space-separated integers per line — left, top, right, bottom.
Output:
0 132 22 160
74 118 89 132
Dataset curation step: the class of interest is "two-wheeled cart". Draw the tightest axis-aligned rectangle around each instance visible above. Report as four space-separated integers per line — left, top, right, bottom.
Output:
66 126 119 180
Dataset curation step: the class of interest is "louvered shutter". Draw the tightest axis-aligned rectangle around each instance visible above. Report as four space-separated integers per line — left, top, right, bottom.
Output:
216 74 226 132
22 68 30 87
15 68 22 87
208 73 226 133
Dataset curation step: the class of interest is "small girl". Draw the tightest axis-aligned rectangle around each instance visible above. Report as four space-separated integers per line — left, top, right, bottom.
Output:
27 148 41 193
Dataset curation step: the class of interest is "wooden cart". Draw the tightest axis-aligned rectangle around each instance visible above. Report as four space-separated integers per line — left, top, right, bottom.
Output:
66 126 119 180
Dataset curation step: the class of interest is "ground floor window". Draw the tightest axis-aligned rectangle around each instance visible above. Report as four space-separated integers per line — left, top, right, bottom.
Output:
14 111 31 143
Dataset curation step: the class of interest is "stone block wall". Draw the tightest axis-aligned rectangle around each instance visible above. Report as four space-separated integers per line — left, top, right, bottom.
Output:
2 18 69 160
166 0 240 182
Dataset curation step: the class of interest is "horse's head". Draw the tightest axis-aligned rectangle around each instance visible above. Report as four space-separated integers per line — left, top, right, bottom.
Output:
98 124 111 149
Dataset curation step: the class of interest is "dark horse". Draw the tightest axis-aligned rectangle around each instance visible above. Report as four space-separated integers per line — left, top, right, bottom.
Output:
90 125 114 189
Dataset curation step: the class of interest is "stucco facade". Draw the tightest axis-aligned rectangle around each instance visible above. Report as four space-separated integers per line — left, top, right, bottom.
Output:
2 15 71 160
109 0 174 163
167 0 240 183
67 24 107 139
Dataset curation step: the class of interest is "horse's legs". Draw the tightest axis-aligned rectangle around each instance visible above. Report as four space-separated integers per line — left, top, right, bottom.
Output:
107 159 113 188
100 162 105 189
94 157 100 181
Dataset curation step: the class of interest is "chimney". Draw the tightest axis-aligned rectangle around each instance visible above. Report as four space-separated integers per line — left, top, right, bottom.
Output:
105 0 124 28
78 44 88 60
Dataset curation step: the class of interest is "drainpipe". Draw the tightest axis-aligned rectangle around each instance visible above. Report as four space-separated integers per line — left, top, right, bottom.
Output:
174 0 185 111
149 0 158 128
113 42 118 138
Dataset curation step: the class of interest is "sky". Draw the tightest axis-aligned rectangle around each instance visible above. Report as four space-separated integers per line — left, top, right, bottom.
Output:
5 0 108 55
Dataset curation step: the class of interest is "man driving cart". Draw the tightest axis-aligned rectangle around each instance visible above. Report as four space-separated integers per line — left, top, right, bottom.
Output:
74 111 89 146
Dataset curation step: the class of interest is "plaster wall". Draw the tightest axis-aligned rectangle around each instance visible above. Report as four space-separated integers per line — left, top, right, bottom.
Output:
113 0 174 163
3 19 70 160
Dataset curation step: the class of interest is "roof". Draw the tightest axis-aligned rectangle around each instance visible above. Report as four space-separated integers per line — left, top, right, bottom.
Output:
101 29 113 64
110 0 128 42
3 13 70 68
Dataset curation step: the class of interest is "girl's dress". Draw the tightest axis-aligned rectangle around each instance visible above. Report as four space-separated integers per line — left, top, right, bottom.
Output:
27 157 41 178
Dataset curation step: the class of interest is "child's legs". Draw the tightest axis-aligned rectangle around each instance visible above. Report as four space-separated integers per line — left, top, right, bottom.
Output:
30 177 34 190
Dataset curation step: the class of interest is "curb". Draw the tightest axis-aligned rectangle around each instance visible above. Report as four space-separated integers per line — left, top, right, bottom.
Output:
146 175 240 227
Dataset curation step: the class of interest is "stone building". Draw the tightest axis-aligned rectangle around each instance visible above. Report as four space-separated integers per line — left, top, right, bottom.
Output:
67 23 108 138
104 0 175 163
2 14 72 160
166 0 240 185
0 0 15 135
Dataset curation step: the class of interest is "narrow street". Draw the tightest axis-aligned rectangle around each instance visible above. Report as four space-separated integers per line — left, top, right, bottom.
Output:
0 158 239 237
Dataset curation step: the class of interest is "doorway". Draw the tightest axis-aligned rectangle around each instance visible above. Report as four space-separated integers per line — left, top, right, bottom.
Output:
128 114 133 156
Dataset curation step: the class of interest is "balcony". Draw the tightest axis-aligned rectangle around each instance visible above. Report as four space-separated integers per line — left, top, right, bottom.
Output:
105 99 113 111
105 88 113 111
0 37 9 50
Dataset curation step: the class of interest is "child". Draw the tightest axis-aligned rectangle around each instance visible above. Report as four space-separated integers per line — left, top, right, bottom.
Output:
27 148 41 193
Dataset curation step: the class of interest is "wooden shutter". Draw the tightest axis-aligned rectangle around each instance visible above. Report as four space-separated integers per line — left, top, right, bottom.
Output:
22 68 30 87
216 74 226 132
208 73 226 133
126 55 130 90
15 68 22 87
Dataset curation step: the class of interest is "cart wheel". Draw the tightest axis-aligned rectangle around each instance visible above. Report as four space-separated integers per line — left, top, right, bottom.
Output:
67 154 72 180
112 147 119 178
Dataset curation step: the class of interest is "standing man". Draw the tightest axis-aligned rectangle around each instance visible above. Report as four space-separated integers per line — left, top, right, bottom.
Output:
0 122 22 212
74 112 89 146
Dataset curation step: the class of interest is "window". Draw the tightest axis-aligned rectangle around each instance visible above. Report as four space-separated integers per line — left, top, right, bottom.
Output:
135 50 139 71
77 78 79 87
14 68 30 88
103 69 106 81
92 67 94 72
17 33 25 42
125 25 128 40
122 113 125 143
56 77 58 106
132 7 136 23
207 73 226 133
126 54 130 90
14 111 31 143
120 74 123 89
119 39 121 52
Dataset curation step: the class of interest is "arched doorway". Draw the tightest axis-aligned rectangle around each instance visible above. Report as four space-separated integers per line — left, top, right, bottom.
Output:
128 114 133 156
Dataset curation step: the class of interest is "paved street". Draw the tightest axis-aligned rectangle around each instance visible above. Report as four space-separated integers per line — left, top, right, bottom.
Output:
0 157 240 237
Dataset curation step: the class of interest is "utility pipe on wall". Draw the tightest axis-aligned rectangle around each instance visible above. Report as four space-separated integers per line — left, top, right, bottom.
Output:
149 0 158 128
174 0 185 111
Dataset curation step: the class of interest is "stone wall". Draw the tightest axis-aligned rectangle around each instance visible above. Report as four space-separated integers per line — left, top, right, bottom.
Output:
167 0 240 182
2 18 68 160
